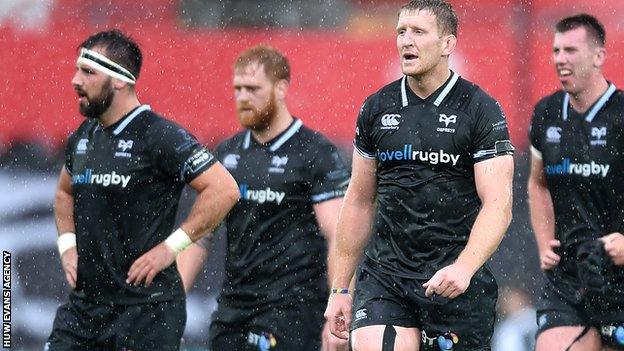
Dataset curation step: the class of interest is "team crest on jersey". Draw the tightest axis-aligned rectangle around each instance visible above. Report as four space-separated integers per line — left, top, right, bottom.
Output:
590 126 607 146
114 139 134 158
380 114 401 130
437 114 457 133
223 154 240 169
269 155 288 173
76 138 89 154
546 126 562 143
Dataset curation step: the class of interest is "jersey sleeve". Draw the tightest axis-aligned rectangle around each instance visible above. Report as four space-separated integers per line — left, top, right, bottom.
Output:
353 97 377 159
471 92 515 163
309 137 350 204
64 132 78 175
64 121 91 175
151 120 217 183
529 98 548 159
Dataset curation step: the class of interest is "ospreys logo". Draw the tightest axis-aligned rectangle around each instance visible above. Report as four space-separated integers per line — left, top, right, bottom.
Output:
437 114 457 133
223 154 240 169
115 139 133 158
269 155 288 173
590 126 607 146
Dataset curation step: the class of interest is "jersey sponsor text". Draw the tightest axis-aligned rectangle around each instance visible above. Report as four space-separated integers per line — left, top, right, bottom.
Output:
545 158 610 178
71 169 131 188
239 184 286 205
378 144 460 166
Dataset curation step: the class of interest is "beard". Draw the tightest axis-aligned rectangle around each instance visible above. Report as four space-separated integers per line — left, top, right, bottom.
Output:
236 91 277 131
78 78 115 119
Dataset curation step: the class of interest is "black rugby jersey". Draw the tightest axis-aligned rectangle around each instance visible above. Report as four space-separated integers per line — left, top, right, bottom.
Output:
530 84 624 281
354 72 514 278
64 105 217 304
213 119 349 307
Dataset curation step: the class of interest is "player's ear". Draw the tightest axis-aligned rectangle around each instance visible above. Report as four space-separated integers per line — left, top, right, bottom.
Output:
112 78 129 90
274 79 289 100
593 46 606 68
441 34 457 57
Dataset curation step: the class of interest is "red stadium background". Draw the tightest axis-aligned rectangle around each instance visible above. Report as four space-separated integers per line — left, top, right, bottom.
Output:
3 0 624 349
2 0 624 153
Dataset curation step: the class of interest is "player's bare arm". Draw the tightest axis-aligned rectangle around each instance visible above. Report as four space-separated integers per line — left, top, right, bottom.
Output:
325 152 377 340
127 162 239 287
528 151 559 270
54 166 78 288
314 197 349 351
424 154 513 298
176 242 208 292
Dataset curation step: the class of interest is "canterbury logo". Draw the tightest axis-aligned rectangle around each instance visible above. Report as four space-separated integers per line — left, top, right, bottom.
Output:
381 114 401 129
439 114 457 127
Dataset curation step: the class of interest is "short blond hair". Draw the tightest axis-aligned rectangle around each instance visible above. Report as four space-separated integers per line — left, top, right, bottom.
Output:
234 45 290 82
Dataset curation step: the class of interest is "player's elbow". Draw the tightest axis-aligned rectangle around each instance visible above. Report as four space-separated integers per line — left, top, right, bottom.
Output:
501 190 513 228
53 188 72 212
223 177 241 207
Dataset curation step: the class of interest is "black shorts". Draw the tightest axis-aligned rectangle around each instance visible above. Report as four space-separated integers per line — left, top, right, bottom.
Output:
45 296 186 351
537 276 624 350
209 299 325 351
351 258 497 351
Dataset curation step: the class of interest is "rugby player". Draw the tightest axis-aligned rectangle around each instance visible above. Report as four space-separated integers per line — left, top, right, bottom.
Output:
46 30 239 350
529 14 624 351
324 1 515 350
177 45 350 351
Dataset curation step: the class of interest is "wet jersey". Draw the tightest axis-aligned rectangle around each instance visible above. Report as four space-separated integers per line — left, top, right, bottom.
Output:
213 119 349 308
354 72 514 278
64 105 216 304
530 84 624 282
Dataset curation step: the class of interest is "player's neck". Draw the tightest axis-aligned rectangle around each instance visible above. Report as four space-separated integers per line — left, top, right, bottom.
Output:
98 94 141 128
569 75 609 113
406 65 451 99
250 106 294 144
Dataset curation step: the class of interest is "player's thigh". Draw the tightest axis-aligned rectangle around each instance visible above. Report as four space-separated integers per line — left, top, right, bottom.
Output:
209 321 253 351
264 301 325 350
536 326 602 351
115 299 186 351
45 299 113 351
535 277 597 350
351 325 420 351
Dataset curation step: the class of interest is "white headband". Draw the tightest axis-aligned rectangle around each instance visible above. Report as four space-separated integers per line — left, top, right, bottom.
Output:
76 48 137 84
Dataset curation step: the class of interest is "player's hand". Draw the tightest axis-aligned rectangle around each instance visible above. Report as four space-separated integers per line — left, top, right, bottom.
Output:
61 247 78 288
600 232 624 266
322 320 349 351
539 239 561 270
324 293 352 340
126 242 176 287
423 263 472 299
